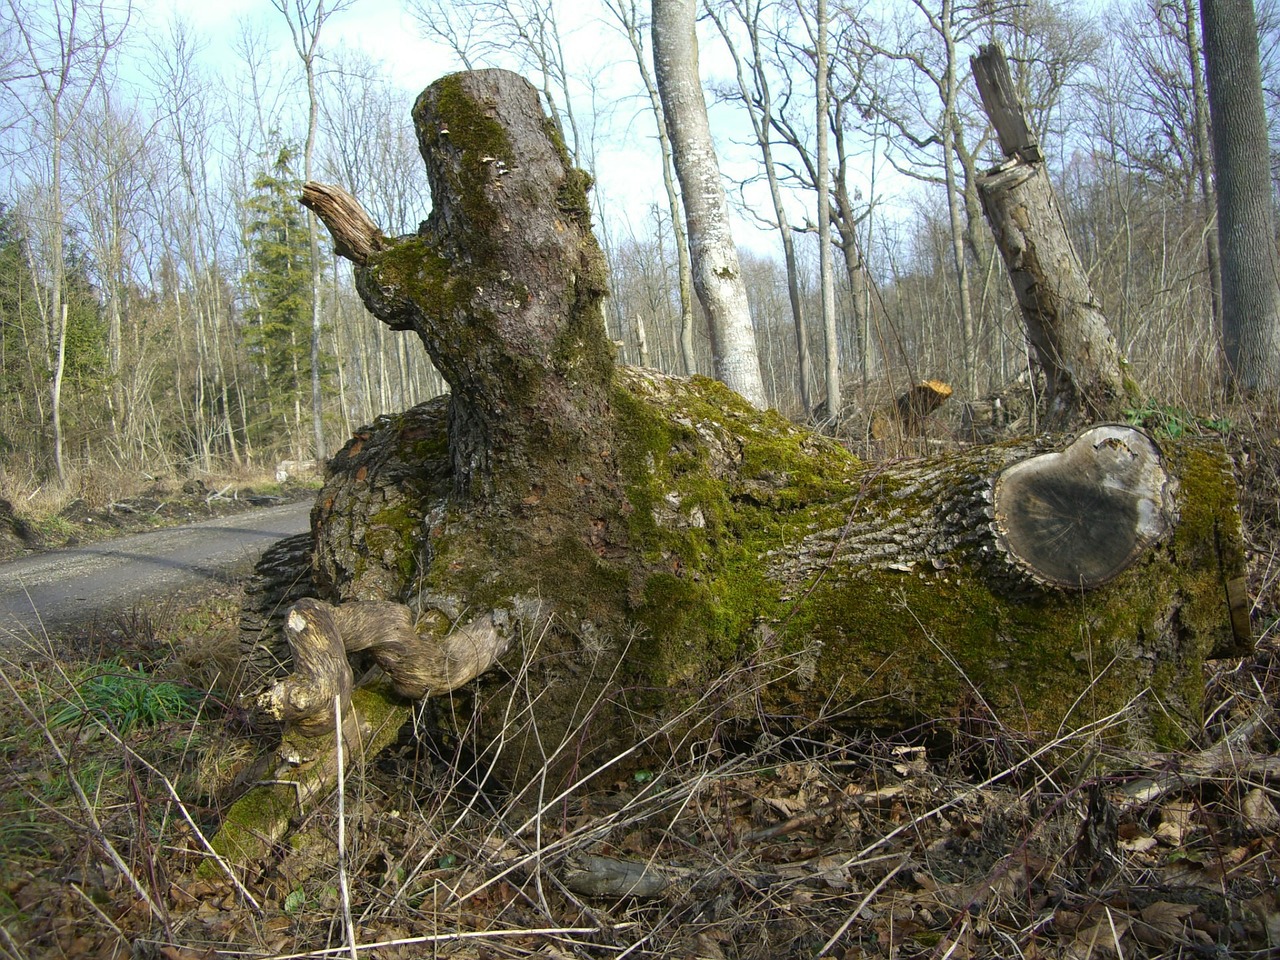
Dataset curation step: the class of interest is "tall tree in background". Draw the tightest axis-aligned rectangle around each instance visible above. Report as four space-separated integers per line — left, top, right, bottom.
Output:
706 0 812 411
812 0 839 418
602 0 697 375
0 205 42 444
652 0 767 408
1200 0 1280 392
1 0 128 482
272 0 357 462
242 146 314 451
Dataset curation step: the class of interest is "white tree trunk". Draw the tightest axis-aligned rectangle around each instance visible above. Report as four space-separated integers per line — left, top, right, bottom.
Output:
608 0 698 376
651 0 767 408
815 0 839 418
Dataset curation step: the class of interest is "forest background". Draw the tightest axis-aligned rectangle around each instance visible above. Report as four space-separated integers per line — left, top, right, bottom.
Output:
1 0 1271 495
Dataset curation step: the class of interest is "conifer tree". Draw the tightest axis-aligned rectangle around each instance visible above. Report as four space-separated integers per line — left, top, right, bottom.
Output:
241 146 320 451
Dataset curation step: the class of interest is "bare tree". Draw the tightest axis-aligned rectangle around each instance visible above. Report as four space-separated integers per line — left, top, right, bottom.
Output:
601 0 698 375
1 0 130 482
811 0 839 417
1201 0 1280 391
319 49 439 423
652 0 767 408
407 0 584 160
272 0 360 463
706 0 813 410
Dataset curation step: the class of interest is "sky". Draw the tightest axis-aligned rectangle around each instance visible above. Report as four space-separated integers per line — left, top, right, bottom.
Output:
128 0 857 253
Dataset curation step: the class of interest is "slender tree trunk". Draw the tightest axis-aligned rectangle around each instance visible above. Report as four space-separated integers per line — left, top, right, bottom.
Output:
1200 0 1280 392
613 0 697 376
707 0 811 411
815 0 839 418
1184 0 1223 333
651 0 767 408
51 303 68 483
49 132 68 484
940 0 977 396
305 61 327 461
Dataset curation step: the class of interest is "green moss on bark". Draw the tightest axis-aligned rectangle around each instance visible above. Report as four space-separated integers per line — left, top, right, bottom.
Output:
316 372 1244 767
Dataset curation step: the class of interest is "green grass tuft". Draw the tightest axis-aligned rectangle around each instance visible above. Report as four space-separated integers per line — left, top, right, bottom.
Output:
49 660 200 733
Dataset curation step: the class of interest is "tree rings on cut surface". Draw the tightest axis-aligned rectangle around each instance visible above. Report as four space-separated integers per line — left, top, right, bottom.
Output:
992 425 1177 588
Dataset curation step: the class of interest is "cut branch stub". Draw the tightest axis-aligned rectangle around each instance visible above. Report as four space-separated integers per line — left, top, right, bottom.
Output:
992 425 1176 588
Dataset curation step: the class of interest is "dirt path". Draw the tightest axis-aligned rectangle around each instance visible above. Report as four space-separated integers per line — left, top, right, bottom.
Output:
0 500 311 654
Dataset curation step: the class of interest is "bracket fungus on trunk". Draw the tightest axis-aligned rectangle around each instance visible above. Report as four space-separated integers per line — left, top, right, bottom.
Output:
992 425 1177 589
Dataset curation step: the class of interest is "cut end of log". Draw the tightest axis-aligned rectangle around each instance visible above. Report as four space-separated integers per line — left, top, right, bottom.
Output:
992 425 1177 588
871 379 953 440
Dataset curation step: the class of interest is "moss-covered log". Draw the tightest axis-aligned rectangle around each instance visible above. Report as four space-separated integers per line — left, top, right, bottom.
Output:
215 69 1249 861
297 376 1247 765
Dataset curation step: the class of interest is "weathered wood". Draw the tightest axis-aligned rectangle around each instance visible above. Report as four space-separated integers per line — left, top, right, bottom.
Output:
255 596 508 736
971 43 1042 163
256 599 353 739
337 69 613 503
971 45 1132 429
299 182 387 266
872 379 954 439
305 379 1247 764
206 679 407 873
992 425 1174 589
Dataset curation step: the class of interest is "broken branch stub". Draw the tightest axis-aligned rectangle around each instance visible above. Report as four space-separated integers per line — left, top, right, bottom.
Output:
991 425 1177 588
255 599 353 739
299 182 387 266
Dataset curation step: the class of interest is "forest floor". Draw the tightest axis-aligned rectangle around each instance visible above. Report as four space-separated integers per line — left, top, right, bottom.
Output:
0 409 1277 960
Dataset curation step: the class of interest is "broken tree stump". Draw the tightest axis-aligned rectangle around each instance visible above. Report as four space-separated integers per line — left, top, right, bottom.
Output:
871 379 954 439
972 43 1134 428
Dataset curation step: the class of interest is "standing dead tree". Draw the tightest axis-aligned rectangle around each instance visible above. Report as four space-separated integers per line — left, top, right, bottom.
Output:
971 43 1134 429
211 69 1247 868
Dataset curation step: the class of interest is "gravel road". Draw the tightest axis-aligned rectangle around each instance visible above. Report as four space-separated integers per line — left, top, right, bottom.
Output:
0 500 312 653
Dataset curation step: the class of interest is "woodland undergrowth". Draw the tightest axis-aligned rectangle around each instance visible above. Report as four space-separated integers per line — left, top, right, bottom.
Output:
0 401 1277 960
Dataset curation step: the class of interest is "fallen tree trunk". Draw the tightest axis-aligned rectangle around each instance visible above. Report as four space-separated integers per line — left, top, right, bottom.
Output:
215 68 1249 867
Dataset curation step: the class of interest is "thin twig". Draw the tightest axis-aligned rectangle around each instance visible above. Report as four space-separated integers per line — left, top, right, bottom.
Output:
224 925 605 959
0 920 31 960
815 856 910 957
0 666 172 937
335 696 358 960
69 706 262 912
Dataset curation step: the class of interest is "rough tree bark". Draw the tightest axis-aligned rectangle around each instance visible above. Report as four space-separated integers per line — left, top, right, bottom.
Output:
1200 0 1280 393
971 44 1134 428
213 69 1248 868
